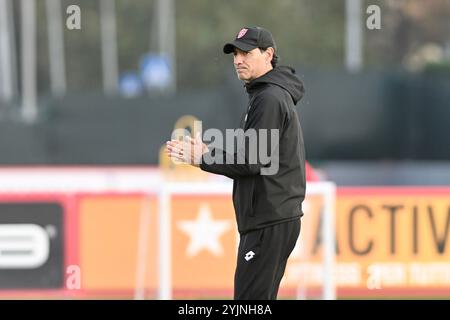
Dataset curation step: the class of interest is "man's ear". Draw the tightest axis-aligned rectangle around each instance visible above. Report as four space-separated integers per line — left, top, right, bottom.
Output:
266 47 274 64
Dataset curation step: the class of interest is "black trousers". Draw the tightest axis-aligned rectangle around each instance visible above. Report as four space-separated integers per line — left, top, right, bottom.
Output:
234 218 301 300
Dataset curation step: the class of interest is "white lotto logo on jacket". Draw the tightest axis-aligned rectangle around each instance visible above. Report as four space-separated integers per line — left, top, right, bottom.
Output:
245 250 255 261
0 224 50 269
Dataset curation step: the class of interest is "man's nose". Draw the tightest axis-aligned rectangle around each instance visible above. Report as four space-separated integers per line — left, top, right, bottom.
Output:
234 54 243 65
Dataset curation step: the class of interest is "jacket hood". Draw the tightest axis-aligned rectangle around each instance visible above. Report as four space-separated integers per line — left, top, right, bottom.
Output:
245 66 305 105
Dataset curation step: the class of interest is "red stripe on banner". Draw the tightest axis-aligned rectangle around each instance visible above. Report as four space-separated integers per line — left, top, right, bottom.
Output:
338 187 450 196
0 166 160 172
336 287 450 298
0 193 68 202
0 287 448 299
74 191 154 198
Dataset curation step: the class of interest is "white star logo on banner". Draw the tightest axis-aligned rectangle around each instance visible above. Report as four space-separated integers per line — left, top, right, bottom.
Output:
177 204 231 257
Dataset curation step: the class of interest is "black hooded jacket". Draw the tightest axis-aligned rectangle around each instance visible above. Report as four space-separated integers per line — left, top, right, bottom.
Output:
200 66 306 234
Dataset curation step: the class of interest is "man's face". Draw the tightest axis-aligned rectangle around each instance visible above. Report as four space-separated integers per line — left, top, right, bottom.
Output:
233 47 272 82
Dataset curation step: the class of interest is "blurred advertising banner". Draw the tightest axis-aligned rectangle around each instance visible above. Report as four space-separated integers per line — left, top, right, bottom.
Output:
335 188 450 296
0 200 64 289
0 168 449 298
282 188 450 298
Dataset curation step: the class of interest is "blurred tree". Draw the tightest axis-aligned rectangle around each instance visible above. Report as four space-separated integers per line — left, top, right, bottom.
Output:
365 0 450 70
26 0 450 96
175 0 346 89
33 0 346 94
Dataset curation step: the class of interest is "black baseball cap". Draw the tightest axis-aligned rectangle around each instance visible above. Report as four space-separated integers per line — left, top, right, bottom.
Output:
223 26 276 54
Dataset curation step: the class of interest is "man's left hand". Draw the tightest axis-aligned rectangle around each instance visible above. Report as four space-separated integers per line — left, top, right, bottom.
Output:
165 133 209 167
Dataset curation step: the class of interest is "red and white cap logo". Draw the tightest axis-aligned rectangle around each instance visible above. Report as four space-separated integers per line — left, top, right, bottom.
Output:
237 28 248 39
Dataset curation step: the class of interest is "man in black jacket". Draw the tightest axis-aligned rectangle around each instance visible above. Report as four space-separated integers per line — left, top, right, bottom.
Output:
166 26 306 300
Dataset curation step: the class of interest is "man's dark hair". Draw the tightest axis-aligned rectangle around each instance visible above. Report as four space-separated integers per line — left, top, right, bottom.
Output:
259 47 279 68
259 47 280 68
